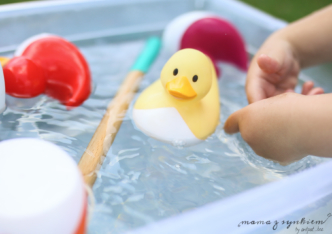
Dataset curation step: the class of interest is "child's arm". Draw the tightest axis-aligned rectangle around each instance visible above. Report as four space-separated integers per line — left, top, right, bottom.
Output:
246 5 332 103
224 92 332 165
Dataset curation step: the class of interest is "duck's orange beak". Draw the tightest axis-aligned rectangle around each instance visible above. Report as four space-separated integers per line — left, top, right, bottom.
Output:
166 76 197 99
0 57 10 67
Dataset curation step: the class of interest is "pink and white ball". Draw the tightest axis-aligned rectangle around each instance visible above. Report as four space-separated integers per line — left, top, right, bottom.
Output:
163 11 248 76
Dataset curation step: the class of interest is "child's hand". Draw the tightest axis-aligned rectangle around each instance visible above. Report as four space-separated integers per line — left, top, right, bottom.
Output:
225 6 332 165
224 92 332 164
224 93 307 165
246 35 324 104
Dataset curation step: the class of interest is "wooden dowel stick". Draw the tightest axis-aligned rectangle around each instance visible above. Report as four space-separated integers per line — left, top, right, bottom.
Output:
78 37 161 187
78 70 144 187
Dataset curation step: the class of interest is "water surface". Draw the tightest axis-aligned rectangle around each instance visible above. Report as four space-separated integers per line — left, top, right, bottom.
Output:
0 40 327 234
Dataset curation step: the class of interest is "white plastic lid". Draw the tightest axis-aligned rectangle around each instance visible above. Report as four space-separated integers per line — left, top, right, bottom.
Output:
0 138 85 234
162 11 212 55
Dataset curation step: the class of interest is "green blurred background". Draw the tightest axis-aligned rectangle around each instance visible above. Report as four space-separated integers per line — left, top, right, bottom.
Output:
240 0 332 22
0 0 331 22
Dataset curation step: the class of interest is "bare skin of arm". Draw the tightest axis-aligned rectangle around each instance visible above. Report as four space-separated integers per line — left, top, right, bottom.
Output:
224 5 332 164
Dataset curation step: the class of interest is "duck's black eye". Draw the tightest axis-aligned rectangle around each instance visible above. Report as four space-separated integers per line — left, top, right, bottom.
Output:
192 75 198 82
173 68 178 76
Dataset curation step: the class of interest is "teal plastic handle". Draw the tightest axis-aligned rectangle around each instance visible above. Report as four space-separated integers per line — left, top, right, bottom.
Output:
131 37 161 73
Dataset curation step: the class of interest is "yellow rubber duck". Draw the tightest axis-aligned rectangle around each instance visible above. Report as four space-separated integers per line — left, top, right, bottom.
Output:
133 49 220 146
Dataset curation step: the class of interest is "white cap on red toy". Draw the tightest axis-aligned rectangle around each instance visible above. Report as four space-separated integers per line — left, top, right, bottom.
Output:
163 11 211 54
0 138 87 234
0 65 5 114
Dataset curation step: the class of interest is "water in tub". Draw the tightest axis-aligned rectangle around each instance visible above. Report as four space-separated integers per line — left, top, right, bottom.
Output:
0 40 329 233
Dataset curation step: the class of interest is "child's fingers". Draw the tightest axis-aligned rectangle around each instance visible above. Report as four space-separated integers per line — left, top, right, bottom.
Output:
285 89 295 93
246 79 266 103
257 54 281 74
246 48 288 103
301 81 314 95
301 81 324 95
307 87 324 95
224 110 242 134
245 63 270 103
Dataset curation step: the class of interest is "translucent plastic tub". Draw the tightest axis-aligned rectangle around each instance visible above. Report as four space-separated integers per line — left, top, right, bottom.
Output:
1 1 332 234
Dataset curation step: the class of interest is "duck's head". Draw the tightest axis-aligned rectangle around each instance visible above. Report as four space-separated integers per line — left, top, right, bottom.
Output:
160 49 213 102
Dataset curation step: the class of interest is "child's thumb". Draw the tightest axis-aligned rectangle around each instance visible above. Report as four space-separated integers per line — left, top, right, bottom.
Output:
224 111 241 134
257 53 283 74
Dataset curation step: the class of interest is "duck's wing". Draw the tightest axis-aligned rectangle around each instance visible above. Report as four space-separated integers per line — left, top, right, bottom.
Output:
176 72 220 140
134 80 173 109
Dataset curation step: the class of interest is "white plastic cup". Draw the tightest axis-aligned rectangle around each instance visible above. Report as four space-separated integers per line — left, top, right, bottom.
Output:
0 138 87 234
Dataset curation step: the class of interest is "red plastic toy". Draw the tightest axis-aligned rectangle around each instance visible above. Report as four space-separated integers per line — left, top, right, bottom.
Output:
3 34 91 107
163 12 248 77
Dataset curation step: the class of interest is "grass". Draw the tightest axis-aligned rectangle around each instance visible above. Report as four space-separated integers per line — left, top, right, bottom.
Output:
0 0 35 4
239 0 332 22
